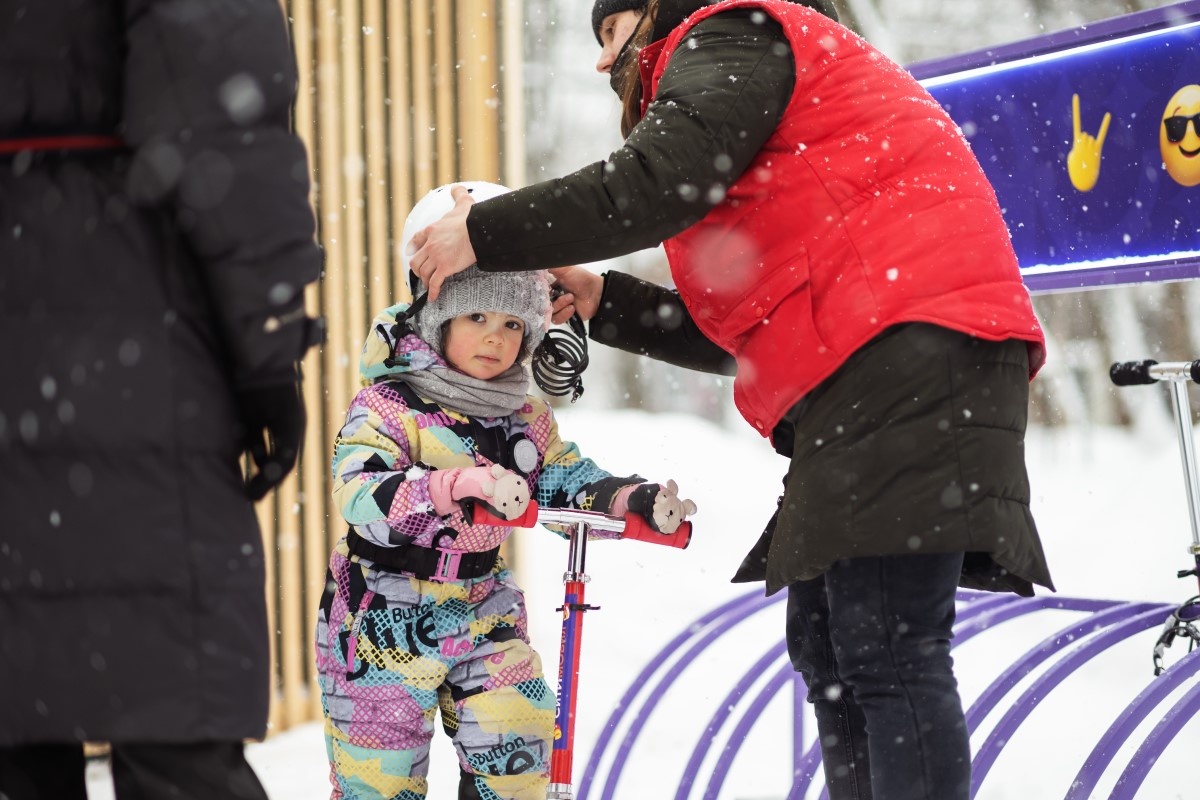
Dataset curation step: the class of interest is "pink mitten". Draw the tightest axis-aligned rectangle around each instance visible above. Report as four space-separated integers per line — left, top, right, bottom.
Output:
612 479 697 534
429 464 531 521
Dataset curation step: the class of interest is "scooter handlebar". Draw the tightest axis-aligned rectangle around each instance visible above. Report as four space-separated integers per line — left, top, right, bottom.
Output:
467 502 692 549
1110 359 1200 386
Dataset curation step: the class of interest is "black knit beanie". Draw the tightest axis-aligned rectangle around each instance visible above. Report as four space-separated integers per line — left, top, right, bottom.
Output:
591 0 649 44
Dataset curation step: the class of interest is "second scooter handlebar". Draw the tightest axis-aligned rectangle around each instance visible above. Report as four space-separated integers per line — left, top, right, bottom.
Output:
1110 359 1200 386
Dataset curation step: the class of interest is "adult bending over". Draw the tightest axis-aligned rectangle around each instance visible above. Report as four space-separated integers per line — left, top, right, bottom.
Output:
411 1 1054 798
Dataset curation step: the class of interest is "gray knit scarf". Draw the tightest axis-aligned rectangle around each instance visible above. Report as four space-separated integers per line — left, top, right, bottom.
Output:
399 362 530 418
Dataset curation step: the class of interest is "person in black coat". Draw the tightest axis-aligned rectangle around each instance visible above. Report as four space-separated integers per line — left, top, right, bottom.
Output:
0 1 323 798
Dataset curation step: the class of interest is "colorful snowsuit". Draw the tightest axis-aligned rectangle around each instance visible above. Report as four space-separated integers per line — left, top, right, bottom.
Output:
316 304 639 800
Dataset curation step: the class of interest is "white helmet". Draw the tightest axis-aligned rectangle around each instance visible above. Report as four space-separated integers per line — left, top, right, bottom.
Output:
399 181 512 279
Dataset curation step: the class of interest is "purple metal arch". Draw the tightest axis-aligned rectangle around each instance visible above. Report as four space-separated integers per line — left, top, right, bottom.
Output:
699 659 795 800
588 589 1024 800
1110 658 1200 799
578 587 773 800
954 589 1032 620
583 589 1198 800
673 640 788 800
952 595 1110 645
789 594 1115 800
964 601 1161 730
969 606 1176 796
1068 648 1200 798
790 733 823 799
788 591 1059 799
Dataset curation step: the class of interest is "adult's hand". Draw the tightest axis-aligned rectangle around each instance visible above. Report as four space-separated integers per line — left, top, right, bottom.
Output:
410 185 478 301
548 266 603 324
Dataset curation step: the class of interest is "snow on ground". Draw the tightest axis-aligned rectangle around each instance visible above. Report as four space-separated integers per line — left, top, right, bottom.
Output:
88 409 1200 798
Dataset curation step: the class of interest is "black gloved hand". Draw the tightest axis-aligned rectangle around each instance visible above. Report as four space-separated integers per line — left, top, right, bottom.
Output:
238 381 306 501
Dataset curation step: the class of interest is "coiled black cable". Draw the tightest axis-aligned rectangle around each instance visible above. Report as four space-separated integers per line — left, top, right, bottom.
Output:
532 313 589 402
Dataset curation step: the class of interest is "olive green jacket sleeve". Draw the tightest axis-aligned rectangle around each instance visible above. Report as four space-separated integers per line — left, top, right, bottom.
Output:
590 270 737 375
467 10 794 268
467 10 793 376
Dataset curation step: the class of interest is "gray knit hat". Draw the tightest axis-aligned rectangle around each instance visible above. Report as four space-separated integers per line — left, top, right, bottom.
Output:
413 265 552 359
592 0 647 44
400 182 551 359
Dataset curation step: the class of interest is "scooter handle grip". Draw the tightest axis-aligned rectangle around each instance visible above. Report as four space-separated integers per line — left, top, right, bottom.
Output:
619 514 692 550
466 500 540 528
1109 359 1159 386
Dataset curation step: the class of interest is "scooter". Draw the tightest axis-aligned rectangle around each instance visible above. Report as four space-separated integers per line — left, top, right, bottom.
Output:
539 506 690 800
1111 359 1200 675
473 501 692 800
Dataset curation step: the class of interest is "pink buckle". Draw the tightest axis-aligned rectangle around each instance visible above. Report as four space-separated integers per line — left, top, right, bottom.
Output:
430 547 465 583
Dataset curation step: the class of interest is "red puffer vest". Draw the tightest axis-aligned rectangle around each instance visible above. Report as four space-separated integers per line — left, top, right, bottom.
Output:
639 0 1046 440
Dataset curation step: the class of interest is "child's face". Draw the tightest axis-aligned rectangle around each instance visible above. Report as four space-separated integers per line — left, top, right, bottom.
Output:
443 311 525 380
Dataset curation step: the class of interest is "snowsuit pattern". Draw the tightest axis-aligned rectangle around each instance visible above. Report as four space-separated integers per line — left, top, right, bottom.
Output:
317 554 549 800
316 304 639 799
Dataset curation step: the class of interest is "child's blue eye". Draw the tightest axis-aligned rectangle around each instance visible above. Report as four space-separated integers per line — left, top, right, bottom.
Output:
506 320 524 331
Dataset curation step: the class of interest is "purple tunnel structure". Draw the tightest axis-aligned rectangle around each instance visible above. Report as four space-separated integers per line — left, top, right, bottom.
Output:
576 588 1200 800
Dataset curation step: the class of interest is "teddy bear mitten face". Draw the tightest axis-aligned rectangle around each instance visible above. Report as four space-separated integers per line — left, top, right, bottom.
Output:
430 463 531 521
623 479 697 534
485 470 531 521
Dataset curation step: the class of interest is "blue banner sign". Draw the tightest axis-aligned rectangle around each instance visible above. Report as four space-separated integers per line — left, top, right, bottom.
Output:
909 2 1200 293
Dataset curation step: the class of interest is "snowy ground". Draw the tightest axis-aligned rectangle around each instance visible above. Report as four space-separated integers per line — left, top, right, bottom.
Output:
87 407 1200 799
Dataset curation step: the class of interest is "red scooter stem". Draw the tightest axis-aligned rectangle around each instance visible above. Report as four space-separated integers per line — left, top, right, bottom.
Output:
549 575 589 796
547 507 597 800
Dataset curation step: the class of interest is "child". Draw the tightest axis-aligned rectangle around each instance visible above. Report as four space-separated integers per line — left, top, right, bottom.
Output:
315 182 697 800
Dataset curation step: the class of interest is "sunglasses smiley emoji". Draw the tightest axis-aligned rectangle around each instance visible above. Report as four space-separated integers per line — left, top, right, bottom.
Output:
1161 84 1200 187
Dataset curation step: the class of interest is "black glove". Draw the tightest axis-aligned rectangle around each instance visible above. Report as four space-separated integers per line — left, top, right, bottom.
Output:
238 381 306 501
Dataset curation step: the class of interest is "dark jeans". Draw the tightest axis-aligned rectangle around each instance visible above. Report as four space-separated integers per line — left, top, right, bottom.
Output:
0 741 268 800
786 553 970 800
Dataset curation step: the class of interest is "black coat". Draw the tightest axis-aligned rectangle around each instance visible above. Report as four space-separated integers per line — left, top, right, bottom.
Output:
733 323 1054 597
591 280 1054 598
0 0 322 744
